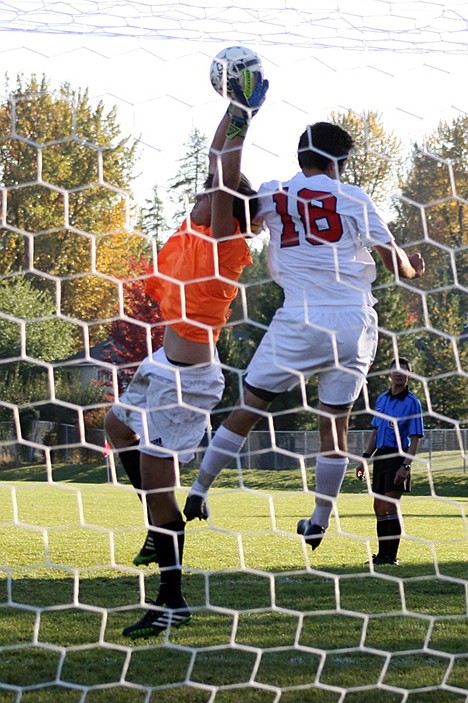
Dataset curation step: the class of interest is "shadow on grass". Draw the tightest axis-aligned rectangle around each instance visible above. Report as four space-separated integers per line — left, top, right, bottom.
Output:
2 564 467 618
0 462 117 484
1 569 467 695
1 463 467 499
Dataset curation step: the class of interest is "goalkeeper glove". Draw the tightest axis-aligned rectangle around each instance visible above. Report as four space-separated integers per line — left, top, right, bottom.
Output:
226 71 269 140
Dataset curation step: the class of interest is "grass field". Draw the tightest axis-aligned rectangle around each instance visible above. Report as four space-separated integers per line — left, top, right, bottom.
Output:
0 453 467 702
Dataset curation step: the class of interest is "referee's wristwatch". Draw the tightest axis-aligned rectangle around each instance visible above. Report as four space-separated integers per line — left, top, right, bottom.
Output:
402 464 411 471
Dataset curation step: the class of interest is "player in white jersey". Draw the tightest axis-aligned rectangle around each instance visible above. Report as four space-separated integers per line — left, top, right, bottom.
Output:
263 172 393 309
184 121 425 554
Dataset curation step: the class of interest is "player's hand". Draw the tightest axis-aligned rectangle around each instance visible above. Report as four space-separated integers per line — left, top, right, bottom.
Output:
356 463 366 481
226 71 269 139
409 252 425 278
394 465 410 486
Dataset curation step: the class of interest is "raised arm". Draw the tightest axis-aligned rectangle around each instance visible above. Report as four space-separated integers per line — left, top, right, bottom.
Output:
210 73 268 240
208 112 231 177
375 241 425 280
211 133 245 239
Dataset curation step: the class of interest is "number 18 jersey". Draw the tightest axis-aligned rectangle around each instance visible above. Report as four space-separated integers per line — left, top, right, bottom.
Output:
257 172 394 308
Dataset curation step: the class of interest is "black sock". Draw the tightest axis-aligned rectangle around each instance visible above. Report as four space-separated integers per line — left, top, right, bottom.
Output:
118 443 152 527
386 512 401 561
153 520 186 606
376 515 389 557
119 441 141 490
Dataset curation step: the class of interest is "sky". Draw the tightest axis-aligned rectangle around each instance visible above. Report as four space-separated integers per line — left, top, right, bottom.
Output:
0 1 467 217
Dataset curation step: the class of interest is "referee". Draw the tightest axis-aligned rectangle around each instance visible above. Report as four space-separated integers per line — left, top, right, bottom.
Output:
356 357 424 565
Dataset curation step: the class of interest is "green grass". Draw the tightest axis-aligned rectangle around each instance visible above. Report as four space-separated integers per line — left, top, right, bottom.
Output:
0 454 467 701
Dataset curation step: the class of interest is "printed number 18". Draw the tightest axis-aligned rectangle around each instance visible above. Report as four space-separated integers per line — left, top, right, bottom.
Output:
273 188 344 247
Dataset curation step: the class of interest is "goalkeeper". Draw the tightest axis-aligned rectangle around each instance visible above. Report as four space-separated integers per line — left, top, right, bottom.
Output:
184 120 426 555
104 71 268 639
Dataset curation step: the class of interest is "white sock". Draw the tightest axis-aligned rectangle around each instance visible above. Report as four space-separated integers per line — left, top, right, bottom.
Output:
191 425 247 496
310 455 349 529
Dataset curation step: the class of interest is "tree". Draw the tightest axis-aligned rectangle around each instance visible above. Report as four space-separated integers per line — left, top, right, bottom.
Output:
169 127 208 225
0 73 143 342
0 276 75 362
390 116 468 427
106 257 164 392
329 109 402 208
0 276 78 422
393 116 468 295
138 185 169 251
411 291 467 428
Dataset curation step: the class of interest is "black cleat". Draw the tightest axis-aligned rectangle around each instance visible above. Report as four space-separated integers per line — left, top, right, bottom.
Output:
132 530 158 566
372 554 399 566
122 599 192 639
297 519 326 551
184 494 209 521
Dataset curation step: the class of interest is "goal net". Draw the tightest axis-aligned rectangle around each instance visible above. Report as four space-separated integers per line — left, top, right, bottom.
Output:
0 2 467 702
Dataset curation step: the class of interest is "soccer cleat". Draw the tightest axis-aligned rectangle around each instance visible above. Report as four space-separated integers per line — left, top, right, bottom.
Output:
183 494 209 521
372 554 400 566
132 530 158 566
122 599 192 639
365 553 379 565
297 519 326 551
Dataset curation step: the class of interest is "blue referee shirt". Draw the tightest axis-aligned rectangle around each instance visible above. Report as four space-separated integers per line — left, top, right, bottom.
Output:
371 387 424 451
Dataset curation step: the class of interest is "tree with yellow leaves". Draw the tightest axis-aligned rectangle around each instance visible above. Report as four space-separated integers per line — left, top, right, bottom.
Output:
0 74 145 344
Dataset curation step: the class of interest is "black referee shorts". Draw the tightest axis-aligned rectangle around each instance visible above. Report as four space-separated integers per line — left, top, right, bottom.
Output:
372 447 407 495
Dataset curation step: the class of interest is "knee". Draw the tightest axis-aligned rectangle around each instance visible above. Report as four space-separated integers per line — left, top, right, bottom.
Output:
104 409 114 435
105 409 138 447
319 405 351 455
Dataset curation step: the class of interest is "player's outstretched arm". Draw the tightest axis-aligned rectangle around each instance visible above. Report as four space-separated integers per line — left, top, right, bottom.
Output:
375 241 425 280
208 111 231 177
211 72 268 240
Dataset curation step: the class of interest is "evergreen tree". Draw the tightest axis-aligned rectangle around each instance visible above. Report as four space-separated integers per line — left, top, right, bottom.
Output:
169 126 208 225
138 185 169 251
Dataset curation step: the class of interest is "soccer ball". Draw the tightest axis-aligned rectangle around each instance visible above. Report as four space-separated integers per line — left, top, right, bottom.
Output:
210 46 263 100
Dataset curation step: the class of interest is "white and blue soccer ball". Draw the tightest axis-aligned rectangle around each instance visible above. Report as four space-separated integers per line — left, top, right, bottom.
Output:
210 46 263 99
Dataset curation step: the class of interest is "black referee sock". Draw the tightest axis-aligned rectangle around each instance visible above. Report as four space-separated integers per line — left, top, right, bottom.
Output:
386 512 401 561
154 520 186 606
376 515 389 557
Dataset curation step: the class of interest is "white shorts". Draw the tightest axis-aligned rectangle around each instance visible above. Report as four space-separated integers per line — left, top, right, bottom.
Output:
244 305 378 406
112 347 225 462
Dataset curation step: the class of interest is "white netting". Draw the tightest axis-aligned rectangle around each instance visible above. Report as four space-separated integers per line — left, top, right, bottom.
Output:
0 2 467 702
0 0 467 53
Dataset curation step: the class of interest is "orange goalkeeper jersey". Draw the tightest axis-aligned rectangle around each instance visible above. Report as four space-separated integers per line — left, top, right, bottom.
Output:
145 219 253 344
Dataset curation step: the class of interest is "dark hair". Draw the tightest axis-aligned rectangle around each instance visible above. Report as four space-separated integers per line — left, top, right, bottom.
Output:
298 122 354 172
391 357 412 372
204 172 259 233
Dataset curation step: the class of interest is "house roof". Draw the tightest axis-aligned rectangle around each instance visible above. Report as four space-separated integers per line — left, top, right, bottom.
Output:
59 339 124 366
